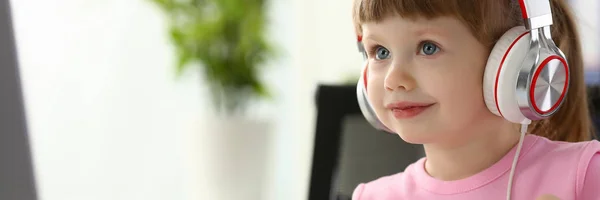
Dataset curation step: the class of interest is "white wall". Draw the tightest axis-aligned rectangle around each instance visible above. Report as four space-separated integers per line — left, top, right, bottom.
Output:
270 0 364 199
10 0 363 200
572 0 600 69
11 0 203 200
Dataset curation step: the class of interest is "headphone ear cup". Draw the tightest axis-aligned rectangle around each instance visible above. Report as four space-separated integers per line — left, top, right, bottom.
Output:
483 26 531 123
356 62 393 133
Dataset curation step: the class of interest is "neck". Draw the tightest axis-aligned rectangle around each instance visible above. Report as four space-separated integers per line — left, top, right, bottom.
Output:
423 119 520 181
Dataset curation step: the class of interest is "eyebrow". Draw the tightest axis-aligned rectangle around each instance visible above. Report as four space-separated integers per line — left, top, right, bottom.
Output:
361 31 384 44
414 26 448 38
361 22 450 45
362 34 377 42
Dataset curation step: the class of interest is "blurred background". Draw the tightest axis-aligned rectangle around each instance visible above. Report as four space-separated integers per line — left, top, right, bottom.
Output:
4 0 599 200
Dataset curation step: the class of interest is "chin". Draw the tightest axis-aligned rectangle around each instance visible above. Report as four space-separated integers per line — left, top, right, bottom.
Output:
379 106 440 144
383 117 440 144
392 125 440 144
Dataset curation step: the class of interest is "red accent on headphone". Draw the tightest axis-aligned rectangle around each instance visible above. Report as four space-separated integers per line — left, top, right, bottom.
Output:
519 0 529 19
494 31 530 118
357 35 363 42
529 55 568 114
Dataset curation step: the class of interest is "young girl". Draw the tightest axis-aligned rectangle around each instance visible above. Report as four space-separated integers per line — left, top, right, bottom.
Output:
351 0 600 199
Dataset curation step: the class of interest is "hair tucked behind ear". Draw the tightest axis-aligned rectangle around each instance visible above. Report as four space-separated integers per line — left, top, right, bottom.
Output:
528 0 595 142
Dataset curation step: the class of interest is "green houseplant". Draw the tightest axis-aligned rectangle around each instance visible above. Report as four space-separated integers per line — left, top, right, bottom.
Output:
151 2 278 199
152 0 277 116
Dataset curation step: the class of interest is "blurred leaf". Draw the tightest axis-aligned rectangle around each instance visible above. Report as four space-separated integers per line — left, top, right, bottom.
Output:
151 0 278 115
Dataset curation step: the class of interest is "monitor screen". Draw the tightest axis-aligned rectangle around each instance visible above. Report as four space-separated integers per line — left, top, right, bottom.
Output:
331 115 423 199
308 85 423 200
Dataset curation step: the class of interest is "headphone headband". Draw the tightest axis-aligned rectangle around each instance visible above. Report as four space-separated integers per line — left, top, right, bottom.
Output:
519 0 553 29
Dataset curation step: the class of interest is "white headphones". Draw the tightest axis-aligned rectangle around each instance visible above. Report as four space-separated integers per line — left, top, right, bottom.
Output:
356 0 569 132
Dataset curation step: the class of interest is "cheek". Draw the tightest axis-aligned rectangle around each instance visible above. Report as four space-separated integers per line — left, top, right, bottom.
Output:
440 73 482 101
427 55 485 102
430 65 488 122
366 73 386 109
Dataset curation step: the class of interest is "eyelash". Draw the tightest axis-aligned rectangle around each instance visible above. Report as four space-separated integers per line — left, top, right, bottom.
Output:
366 44 383 58
365 40 442 58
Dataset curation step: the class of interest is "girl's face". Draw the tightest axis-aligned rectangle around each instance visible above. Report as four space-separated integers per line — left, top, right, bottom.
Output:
361 15 500 144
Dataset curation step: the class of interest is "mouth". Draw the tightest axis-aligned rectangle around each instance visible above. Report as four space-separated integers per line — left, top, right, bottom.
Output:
386 102 435 119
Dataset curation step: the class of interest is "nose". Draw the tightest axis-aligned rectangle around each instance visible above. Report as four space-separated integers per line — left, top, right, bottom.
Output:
384 61 416 91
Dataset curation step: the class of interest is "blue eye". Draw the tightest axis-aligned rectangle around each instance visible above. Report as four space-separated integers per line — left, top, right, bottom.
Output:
375 46 391 60
420 42 439 55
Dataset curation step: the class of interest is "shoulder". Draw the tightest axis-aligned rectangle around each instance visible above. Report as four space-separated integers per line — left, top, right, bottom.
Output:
529 136 600 198
528 135 599 161
576 140 600 199
351 159 422 200
528 136 600 170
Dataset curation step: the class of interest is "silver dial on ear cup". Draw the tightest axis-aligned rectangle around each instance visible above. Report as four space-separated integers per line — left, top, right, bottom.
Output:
531 57 567 114
516 26 569 120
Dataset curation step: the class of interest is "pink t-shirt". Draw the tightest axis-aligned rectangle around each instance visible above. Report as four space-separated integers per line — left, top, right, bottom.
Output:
352 134 600 200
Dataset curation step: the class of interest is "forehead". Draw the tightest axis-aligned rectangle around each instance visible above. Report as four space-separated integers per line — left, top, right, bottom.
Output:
361 16 469 40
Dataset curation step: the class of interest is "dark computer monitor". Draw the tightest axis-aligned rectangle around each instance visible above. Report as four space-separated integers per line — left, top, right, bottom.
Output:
0 0 39 199
308 85 424 200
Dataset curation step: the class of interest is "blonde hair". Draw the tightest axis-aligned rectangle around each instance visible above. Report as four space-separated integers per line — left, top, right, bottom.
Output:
352 0 595 142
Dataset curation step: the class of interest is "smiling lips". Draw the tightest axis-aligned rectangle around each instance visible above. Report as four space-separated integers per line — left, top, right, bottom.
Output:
386 102 435 119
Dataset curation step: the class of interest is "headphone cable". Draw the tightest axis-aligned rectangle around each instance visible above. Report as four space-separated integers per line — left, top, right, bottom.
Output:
506 121 530 200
